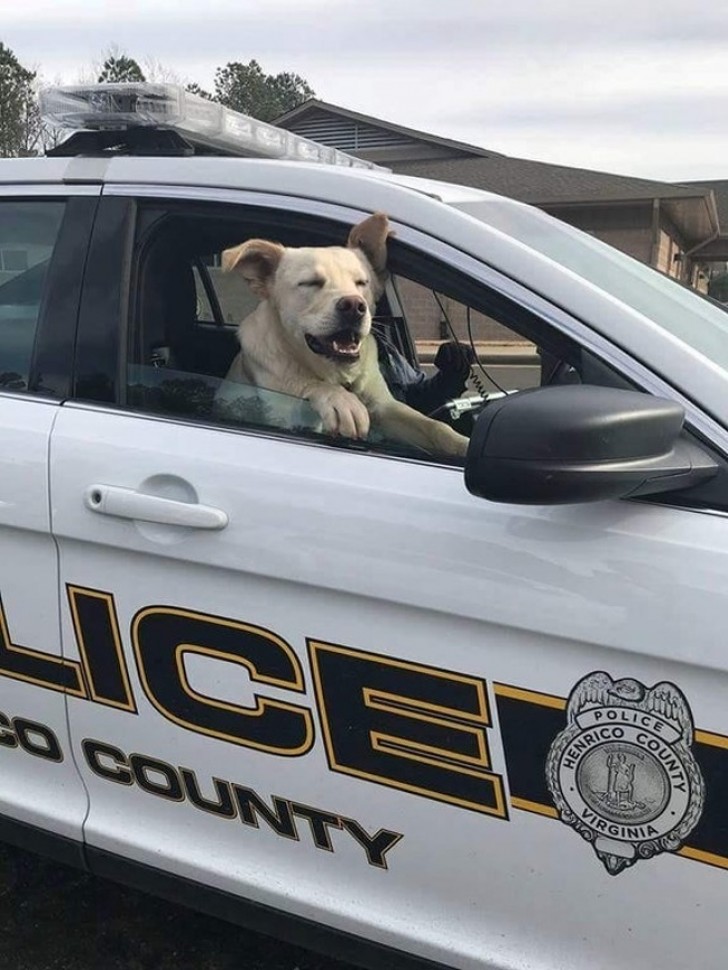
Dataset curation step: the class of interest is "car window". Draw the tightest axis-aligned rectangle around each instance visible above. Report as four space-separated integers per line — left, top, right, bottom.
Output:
0 201 65 392
392 275 541 396
459 198 728 374
127 364 322 432
201 254 258 326
191 263 216 324
125 204 628 460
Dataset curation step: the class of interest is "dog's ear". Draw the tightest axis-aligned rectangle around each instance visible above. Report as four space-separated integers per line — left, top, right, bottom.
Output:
222 239 285 299
347 212 391 277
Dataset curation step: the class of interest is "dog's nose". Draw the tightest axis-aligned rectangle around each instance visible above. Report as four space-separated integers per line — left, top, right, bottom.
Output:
336 296 367 320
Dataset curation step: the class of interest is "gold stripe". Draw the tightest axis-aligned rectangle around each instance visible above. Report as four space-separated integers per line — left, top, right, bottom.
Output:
493 683 566 710
695 729 728 749
678 846 728 870
512 805 728 872
497 682 728 872
511 797 558 819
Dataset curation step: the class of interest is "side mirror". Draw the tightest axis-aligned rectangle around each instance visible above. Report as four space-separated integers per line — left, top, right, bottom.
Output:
465 385 718 504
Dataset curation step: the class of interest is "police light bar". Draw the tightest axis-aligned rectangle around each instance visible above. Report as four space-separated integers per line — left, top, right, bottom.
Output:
39 83 384 169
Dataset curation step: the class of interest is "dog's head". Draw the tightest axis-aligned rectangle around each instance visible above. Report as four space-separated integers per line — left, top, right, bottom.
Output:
222 212 391 365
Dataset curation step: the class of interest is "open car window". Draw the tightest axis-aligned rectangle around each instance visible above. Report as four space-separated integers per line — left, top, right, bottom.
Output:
125 202 632 462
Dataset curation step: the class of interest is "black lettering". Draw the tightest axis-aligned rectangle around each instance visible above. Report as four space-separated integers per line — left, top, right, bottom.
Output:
83 739 133 784
308 640 506 817
233 785 298 839
181 768 236 818
0 711 17 749
67 586 136 711
130 754 184 801
290 803 342 851
340 818 403 869
132 608 313 757
0 594 84 696
13 718 62 762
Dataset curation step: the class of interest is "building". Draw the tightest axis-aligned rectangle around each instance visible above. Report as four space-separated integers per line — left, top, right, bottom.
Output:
276 100 724 292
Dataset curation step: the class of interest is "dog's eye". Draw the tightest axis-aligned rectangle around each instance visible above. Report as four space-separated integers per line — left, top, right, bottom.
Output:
355 279 369 288
298 278 325 289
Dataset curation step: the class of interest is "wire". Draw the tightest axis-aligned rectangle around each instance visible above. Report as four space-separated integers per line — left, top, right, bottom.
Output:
431 291 508 395
466 304 509 395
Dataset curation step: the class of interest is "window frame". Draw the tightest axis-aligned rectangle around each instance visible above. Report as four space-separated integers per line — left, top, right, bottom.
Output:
192 255 227 326
123 197 567 458
81 185 728 471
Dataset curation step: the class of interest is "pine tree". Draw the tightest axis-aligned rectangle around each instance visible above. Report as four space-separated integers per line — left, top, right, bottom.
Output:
0 42 38 157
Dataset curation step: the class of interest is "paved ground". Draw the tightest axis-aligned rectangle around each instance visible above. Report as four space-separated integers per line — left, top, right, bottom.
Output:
0 845 353 970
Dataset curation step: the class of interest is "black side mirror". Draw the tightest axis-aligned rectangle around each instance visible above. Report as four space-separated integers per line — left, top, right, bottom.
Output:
465 385 718 504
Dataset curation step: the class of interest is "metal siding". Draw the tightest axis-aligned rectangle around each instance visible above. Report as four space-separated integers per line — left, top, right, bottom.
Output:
286 114 417 152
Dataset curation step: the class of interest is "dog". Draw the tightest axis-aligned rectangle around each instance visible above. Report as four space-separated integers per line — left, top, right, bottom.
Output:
221 213 469 458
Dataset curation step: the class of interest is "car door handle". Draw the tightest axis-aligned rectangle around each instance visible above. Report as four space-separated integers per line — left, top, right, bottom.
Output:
84 485 228 530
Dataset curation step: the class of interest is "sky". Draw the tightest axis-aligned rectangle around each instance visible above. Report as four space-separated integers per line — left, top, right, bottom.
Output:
3 0 728 184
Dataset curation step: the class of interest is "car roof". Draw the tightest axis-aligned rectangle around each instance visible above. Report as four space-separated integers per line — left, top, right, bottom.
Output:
0 154 508 205
0 155 525 254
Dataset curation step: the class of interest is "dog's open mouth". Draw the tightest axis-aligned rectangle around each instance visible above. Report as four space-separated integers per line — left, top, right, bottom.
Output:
305 329 362 362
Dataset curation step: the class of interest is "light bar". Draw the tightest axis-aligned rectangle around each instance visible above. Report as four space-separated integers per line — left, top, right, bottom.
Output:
39 83 384 169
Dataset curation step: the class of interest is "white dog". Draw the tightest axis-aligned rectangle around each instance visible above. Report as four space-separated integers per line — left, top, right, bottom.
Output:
221 213 468 458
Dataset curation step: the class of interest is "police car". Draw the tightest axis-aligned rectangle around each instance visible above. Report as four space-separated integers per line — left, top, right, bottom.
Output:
1 82 727 970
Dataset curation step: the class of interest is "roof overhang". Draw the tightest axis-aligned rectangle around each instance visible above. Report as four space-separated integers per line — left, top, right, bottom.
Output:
686 237 728 262
539 192 719 248
661 193 720 245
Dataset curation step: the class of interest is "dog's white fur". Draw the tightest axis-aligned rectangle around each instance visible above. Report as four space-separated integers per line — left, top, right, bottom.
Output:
222 213 468 457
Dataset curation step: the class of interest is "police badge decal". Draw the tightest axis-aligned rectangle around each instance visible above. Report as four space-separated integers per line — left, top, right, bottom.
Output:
546 672 705 875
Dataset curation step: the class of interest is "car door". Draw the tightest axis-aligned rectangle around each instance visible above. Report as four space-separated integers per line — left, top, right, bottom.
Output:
0 188 97 861
52 188 728 970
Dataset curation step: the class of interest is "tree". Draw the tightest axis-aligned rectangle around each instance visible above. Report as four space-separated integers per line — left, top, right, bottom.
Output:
0 42 39 157
97 52 146 83
209 59 314 122
141 56 181 84
185 82 214 101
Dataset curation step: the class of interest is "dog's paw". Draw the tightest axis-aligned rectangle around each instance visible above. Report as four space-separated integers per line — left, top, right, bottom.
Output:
306 386 371 439
432 425 469 458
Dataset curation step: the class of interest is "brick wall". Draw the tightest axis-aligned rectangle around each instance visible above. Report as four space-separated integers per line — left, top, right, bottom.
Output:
395 277 523 344
543 204 654 264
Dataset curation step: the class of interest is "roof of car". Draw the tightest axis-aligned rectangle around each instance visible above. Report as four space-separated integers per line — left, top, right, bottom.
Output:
0 154 510 206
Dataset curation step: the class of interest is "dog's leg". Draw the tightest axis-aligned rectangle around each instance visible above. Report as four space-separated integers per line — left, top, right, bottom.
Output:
374 402 469 458
303 382 371 439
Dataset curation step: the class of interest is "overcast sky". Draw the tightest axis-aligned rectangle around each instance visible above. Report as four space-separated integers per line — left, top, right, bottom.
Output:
4 0 728 183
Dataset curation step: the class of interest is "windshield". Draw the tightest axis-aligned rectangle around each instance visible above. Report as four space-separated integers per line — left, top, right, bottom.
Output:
457 199 728 370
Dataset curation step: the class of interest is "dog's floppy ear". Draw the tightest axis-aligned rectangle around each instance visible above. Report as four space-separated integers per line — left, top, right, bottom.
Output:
222 239 285 300
347 212 391 278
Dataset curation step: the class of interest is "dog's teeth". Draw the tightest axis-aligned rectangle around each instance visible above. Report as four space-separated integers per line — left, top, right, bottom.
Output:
332 340 359 355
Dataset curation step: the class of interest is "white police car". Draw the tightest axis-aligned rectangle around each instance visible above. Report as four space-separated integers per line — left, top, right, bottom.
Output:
0 83 727 970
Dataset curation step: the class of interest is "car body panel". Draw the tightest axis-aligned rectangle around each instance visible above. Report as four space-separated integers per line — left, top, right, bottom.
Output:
48 400 728 970
0 396 89 839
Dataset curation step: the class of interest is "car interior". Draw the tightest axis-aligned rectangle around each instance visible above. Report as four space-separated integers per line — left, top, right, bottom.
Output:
126 205 633 458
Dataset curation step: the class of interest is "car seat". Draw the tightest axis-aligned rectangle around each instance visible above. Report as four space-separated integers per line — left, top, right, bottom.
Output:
139 243 199 371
